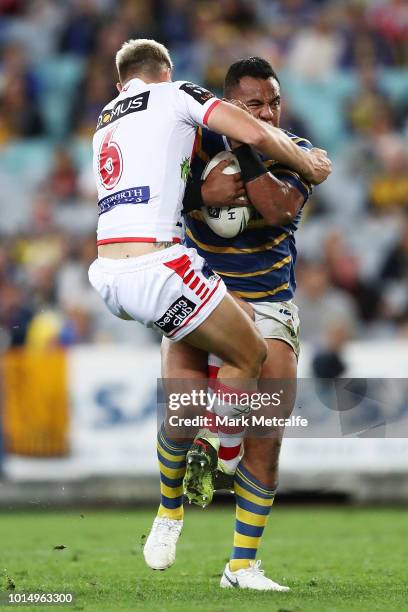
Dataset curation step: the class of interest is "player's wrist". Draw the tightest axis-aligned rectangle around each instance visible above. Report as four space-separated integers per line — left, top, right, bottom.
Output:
297 149 313 182
233 144 268 184
183 179 205 212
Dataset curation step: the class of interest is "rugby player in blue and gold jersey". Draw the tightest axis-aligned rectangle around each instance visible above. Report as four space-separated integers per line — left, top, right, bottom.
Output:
160 57 323 590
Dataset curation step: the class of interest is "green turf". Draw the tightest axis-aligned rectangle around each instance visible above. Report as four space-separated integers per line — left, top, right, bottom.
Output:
0 507 407 611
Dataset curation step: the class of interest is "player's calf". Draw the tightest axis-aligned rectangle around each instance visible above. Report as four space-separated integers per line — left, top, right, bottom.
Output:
243 437 282 489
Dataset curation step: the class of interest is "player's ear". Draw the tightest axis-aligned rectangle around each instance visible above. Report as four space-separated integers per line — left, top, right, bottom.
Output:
116 82 122 93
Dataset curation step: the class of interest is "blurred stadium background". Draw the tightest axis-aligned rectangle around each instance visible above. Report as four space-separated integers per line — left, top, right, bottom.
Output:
0 0 407 507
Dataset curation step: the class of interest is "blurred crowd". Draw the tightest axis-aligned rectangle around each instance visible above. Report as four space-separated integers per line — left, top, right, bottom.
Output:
0 0 407 356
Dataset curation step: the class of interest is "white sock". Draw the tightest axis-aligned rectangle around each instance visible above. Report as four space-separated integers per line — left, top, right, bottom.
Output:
208 354 246 474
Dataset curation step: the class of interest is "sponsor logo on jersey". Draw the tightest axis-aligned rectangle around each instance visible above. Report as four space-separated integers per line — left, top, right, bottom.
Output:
154 297 196 334
96 91 150 130
98 186 150 215
179 82 215 105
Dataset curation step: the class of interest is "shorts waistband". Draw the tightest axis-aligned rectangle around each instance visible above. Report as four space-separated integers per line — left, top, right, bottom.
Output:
95 244 185 273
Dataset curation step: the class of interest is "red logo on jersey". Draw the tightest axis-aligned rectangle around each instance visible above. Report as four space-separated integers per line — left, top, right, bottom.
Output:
98 127 123 190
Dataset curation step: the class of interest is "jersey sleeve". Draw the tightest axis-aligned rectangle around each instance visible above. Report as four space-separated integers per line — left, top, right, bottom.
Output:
175 81 221 128
267 136 313 203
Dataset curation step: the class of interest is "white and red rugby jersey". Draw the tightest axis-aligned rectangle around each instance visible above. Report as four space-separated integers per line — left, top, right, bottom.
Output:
93 78 220 245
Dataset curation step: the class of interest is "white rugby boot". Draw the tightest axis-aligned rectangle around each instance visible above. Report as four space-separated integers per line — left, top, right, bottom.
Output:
220 560 290 591
143 517 183 570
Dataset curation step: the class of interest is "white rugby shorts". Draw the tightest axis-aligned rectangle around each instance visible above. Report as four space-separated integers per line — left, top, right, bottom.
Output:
208 300 300 373
252 300 300 357
88 245 227 341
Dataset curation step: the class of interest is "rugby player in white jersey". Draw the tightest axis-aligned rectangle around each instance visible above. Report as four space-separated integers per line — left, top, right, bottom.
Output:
88 39 331 584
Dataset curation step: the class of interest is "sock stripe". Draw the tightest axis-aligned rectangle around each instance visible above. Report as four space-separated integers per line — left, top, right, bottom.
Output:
234 483 274 507
235 519 264 538
158 428 191 451
231 546 258 560
218 444 242 460
235 495 272 516
156 443 186 462
158 430 191 453
236 506 269 527
160 494 184 509
158 461 186 479
160 482 184 499
157 451 186 470
160 473 184 488
235 467 276 498
234 533 261 549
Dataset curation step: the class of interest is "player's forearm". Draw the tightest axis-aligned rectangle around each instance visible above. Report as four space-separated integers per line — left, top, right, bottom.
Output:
233 144 304 225
207 101 312 179
255 124 312 178
245 173 304 226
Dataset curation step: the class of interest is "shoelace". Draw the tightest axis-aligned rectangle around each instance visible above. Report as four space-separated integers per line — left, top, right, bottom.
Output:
151 519 180 545
247 560 265 576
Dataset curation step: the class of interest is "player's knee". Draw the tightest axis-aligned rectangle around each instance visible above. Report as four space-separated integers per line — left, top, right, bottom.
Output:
226 333 266 377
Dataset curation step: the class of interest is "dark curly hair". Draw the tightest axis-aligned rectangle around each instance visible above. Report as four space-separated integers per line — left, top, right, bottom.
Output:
224 57 280 96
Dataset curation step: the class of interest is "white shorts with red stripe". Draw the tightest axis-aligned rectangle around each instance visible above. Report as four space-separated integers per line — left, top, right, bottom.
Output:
88 244 226 341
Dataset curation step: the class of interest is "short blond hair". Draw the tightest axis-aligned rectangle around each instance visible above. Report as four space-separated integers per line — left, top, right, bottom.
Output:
115 39 173 83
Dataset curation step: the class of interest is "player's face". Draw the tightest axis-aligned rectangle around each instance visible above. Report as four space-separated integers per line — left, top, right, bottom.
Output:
231 76 281 127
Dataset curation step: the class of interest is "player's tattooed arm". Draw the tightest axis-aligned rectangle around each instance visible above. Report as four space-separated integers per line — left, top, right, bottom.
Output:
233 144 306 225
245 171 305 226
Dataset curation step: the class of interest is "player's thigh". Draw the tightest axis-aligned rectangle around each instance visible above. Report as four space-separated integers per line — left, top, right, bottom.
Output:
183 292 267 371
262 338 298 379
161 337 208 379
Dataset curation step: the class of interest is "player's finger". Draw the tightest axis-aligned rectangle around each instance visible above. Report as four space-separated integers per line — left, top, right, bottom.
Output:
214 160 233 172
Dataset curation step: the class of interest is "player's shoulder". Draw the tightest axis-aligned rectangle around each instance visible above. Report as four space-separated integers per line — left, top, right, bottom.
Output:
99 91 119 113
281 129 313 151
94 93 120 134
189 127 225 167
173 80 216 104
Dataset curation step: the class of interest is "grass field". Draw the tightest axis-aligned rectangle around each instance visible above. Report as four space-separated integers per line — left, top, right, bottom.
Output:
1 506 407 611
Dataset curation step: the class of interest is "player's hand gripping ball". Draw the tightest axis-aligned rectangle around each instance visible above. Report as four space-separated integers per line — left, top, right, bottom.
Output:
201 151 252 239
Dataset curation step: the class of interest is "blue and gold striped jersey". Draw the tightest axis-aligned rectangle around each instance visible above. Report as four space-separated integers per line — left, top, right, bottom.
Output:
184 128 312 303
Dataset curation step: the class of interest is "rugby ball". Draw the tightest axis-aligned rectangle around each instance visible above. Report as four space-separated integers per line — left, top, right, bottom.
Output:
201 151 252 238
